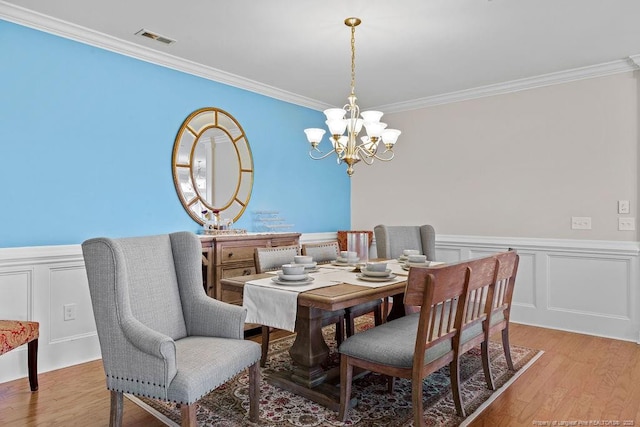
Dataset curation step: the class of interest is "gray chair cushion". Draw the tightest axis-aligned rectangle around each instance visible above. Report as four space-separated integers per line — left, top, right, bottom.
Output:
168 336 261 403
339 313 451 369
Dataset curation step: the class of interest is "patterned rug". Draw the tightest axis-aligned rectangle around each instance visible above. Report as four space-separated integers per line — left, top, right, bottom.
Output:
130 320 542 426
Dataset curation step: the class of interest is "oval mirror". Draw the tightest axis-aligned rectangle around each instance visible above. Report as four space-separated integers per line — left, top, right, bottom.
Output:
172 107 254 225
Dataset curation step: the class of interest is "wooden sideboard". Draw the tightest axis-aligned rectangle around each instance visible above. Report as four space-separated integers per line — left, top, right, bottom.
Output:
199 232 301 303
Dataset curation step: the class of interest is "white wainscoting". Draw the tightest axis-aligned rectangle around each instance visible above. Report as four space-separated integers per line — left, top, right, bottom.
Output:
0 244 100 385
1 233 638 385
435 235 640 344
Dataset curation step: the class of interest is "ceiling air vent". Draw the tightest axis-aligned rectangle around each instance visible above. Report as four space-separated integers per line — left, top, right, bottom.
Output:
135 29 175 45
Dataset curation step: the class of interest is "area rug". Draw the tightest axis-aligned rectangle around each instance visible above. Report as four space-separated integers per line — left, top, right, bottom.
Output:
129 321 542 426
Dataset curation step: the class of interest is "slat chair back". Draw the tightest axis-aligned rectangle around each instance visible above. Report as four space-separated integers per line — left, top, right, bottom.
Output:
254 245 300 273
301 241 340 264
450 254 500 416
407 263 470 370
339 262 471 426
486 250 520 376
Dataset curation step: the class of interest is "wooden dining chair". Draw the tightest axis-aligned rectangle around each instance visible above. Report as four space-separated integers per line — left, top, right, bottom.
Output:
483 250 520 388
302 241 384 336
449 254 500 416
338 262 471 426
254 245 345 367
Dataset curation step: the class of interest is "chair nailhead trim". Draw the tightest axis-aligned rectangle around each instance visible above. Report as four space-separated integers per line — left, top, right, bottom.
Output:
106 374 165 388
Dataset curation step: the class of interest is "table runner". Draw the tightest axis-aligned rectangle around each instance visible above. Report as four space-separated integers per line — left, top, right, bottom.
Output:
243 273 341 332
243 264 406 332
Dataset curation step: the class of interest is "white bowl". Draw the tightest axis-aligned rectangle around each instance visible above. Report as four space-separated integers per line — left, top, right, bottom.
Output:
403 249 420 256
282 264 305 275
366 262 387 272
407 254 427 264
340 251 358 259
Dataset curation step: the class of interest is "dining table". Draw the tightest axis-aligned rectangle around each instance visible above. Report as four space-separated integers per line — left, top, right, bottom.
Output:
220 259 412 411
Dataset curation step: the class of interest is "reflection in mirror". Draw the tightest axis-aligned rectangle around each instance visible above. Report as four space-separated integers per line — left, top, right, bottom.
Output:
172 108 254 226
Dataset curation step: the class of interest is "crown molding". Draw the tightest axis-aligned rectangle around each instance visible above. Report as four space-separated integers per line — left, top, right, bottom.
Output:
0 2 332 111
376 58 640 113
1 2 637 114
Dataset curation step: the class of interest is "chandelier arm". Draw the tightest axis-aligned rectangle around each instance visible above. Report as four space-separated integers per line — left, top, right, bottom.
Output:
355 145 395 163
371 151 395 162
309 149 340 161
354 146 375 165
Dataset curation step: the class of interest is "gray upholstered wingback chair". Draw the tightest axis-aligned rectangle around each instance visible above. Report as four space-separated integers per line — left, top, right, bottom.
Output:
374 224 436 260
82 231 260 427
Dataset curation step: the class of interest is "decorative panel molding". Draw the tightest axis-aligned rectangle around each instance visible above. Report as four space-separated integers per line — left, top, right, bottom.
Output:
49 265 96 343
0 247 100 385
547 255 631 319
0 269 32 320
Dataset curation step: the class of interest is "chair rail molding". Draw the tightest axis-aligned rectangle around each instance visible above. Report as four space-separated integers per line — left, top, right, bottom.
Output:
1 233 639 384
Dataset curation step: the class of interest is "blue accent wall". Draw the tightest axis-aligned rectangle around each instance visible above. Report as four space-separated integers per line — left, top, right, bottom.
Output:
0 20 350 247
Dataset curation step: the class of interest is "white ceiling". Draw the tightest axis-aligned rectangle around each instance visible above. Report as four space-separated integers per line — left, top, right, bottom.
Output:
2 0 640 111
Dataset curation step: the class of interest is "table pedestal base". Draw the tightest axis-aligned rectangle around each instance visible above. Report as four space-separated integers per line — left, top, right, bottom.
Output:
265 297 405 411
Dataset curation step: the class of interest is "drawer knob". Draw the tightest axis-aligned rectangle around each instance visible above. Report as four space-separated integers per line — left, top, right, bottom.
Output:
228 252 233 257
243 269 252 275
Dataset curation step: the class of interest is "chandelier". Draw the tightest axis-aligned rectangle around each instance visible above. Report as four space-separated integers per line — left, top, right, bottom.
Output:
304 17 401 177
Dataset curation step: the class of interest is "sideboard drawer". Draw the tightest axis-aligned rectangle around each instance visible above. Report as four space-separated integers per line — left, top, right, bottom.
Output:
220 245 256 264
221 265 256 278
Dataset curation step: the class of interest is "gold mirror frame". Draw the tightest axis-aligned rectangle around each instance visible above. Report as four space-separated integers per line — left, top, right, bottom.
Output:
172 107 254 225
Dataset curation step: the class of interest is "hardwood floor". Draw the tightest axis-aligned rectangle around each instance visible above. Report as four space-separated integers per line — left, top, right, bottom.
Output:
1 323 639 426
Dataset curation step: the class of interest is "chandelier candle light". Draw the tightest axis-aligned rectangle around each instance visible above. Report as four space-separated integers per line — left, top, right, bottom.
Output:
304 17 401 177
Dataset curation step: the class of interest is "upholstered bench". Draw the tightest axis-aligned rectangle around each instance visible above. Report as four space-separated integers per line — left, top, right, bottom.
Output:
0 320 39 391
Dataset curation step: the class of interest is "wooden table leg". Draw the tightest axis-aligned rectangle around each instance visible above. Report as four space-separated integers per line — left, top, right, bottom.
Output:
265 305 351 411
386 293 407 321
289 306 329 388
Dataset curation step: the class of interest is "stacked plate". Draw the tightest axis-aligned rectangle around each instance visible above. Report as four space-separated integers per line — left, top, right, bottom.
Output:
356 267 397 282
332 256 359 266
296 261 318 272
401 261 431 271
271 272 315 286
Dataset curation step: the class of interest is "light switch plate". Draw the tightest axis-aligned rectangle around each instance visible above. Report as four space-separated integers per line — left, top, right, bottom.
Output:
618 200 630 214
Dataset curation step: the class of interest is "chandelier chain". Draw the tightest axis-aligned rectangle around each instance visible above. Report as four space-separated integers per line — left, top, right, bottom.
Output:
350 24 356 96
